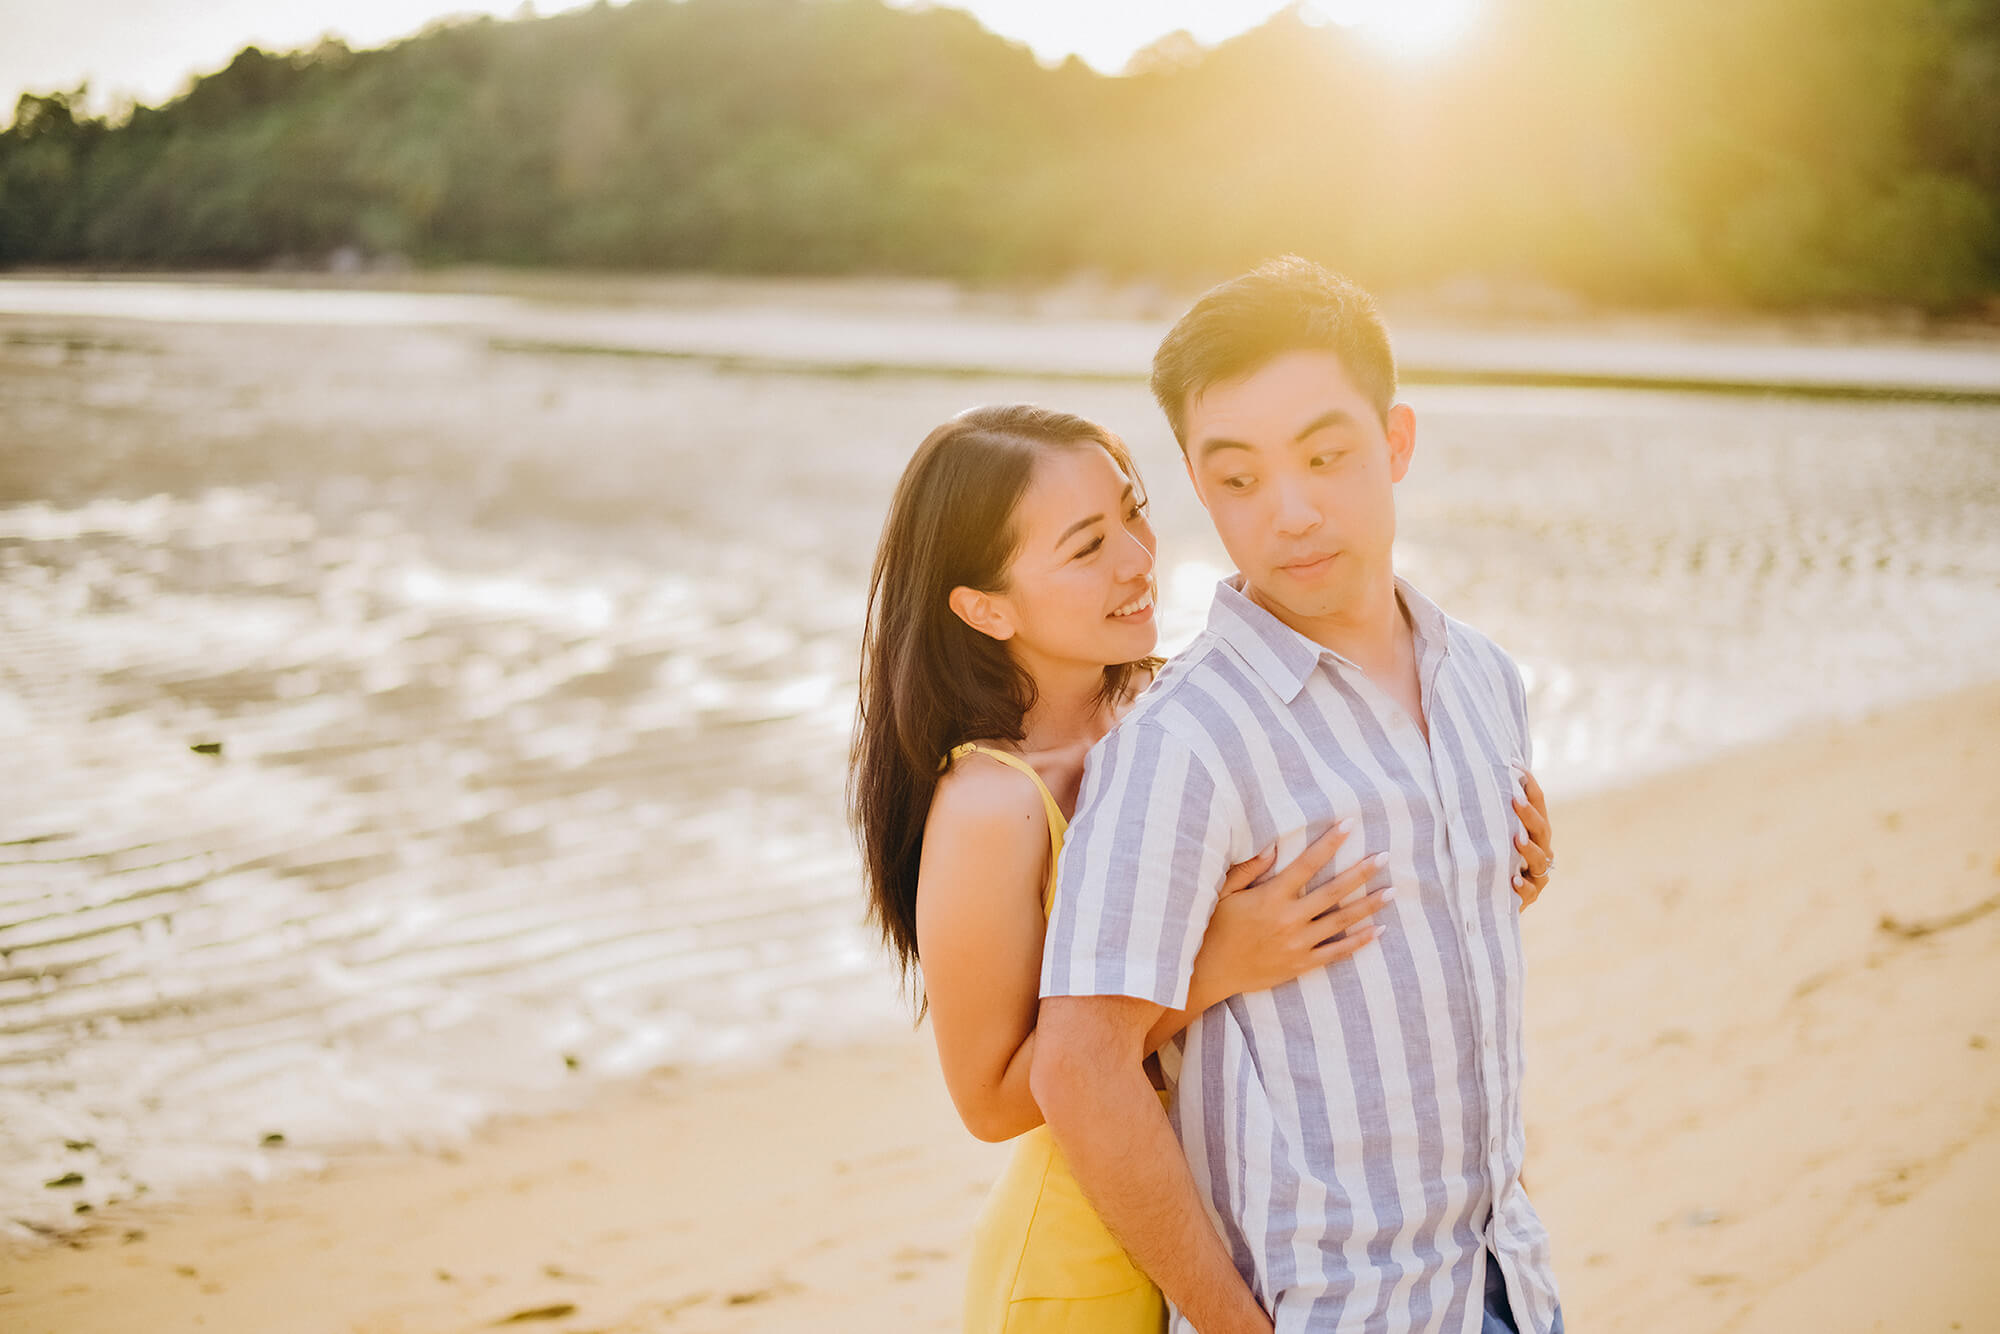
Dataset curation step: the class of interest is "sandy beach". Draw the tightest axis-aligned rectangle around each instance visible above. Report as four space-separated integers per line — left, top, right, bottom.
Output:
3 679 1995 1333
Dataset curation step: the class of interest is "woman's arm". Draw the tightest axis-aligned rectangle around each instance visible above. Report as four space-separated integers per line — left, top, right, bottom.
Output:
1140 821 1396 1056
919 771 1399 1141
913 755 1060 1143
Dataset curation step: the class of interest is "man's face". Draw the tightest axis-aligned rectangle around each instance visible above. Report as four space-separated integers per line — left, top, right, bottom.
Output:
1179 349 1415 626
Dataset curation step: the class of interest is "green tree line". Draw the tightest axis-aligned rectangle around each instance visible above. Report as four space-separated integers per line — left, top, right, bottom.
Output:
3 0 1996 308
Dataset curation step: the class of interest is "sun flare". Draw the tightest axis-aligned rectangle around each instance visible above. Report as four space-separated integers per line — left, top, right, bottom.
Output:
1305 0 1483 61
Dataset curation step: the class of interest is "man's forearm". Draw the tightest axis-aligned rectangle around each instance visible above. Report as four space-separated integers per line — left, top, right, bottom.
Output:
1033 1007 1271 1333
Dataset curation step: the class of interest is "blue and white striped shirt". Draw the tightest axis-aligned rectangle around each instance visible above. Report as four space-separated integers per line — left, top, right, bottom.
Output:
1042 572 1561 1334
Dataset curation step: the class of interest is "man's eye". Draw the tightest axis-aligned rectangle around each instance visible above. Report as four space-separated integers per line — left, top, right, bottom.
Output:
1311 452 1341 468
1222 476 1252 491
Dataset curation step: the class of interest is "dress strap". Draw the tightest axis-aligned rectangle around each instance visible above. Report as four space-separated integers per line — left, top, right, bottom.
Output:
945 742 1068 916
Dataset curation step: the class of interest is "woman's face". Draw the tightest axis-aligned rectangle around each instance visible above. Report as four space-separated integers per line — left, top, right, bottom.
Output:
979 442 1159 672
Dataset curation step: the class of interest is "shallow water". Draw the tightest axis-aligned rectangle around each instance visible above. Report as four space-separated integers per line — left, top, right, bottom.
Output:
2 292 1998 1238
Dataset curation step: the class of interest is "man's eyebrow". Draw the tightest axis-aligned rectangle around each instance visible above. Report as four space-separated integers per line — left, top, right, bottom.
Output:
1195 437 1255 463
1293 409 1357 441
1053 483 1135 548
1195 411 1354 461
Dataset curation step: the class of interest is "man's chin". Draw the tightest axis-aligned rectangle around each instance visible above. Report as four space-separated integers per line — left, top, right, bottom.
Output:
1246 576 1331 621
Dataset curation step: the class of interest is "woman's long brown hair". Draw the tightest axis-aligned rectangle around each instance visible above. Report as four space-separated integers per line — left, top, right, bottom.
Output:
848 404 1158 1015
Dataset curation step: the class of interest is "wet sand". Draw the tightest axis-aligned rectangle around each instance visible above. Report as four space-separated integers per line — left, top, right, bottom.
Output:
8 300 1997 1240
3 680 1995 1334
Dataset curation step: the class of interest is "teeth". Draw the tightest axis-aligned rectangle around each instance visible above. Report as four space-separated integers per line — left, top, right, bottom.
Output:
1111 590 1154 617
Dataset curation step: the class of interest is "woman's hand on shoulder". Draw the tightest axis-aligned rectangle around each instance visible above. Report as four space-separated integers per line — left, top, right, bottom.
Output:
1193 821 1395 1001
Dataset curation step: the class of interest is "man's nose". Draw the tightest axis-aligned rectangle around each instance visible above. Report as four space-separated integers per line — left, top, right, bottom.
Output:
1271 477 1324 537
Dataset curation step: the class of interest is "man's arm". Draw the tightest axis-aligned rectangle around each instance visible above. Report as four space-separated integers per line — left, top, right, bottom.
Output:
1032 993 1272 1334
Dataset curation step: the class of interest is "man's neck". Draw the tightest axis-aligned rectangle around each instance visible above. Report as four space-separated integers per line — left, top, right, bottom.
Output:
1246 571 1411 677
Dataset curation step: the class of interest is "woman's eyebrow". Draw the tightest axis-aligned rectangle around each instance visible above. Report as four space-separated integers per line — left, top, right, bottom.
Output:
1054 483 1135 548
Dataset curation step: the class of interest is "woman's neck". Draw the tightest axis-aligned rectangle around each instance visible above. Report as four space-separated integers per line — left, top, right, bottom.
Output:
1015 658 1113 756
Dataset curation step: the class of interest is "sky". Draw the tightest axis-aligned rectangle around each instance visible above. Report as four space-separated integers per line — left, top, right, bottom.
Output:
0 0 1482 122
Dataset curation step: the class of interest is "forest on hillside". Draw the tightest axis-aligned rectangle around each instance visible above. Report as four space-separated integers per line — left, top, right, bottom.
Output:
2 0 1997 309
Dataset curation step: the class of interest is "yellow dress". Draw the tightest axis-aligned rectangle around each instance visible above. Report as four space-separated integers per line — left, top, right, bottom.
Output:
947 742 1169 1334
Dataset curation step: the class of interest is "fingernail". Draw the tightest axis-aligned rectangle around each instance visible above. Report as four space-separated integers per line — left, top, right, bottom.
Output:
1512 874 1525 888
1336 816 1356 834
1379 886 1397 902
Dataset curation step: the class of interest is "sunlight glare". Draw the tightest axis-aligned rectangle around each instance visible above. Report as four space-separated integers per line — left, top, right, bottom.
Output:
1305 0 1483 61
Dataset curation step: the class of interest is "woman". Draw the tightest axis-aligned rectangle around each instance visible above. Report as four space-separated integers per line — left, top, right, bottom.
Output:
848 405 1553 1331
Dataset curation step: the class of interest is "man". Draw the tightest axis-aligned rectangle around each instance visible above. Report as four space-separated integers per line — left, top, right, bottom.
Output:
1031 257 1563 1333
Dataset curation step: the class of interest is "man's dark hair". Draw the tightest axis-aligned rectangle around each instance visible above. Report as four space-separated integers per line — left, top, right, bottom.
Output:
1150 255 1397 450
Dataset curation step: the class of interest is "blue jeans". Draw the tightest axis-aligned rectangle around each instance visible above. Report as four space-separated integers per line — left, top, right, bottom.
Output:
1482 1249 1564 1334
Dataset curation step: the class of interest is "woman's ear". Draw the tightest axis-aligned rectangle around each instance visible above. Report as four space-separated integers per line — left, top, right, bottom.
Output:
947 585 1015 641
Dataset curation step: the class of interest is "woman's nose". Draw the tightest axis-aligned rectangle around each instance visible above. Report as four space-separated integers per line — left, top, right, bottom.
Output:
1114 525 1155 578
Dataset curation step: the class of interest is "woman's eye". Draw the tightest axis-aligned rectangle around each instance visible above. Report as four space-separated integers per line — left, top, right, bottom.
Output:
1076 537 1104 558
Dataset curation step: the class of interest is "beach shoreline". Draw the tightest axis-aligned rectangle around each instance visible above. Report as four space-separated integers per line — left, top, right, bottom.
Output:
4 679 1996 1333
5 271 1999 400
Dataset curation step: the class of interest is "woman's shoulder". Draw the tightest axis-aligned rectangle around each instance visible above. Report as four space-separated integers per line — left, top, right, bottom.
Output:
930 745 1051 834
920 747 1053 902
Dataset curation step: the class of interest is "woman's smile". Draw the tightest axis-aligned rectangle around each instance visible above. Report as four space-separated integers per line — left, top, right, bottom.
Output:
1108 582 1156 623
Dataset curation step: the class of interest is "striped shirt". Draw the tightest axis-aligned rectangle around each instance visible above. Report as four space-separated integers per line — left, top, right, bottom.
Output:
1041 572 1561 1334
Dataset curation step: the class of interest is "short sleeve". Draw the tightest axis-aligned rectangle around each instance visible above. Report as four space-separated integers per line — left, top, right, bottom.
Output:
1039 717 1242 1011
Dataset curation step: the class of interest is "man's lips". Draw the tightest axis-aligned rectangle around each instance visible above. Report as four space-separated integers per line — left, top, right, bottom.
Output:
1280 552 1339 576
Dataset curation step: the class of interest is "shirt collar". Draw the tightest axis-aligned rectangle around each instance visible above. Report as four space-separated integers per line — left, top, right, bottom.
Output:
1205 570 1450 705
